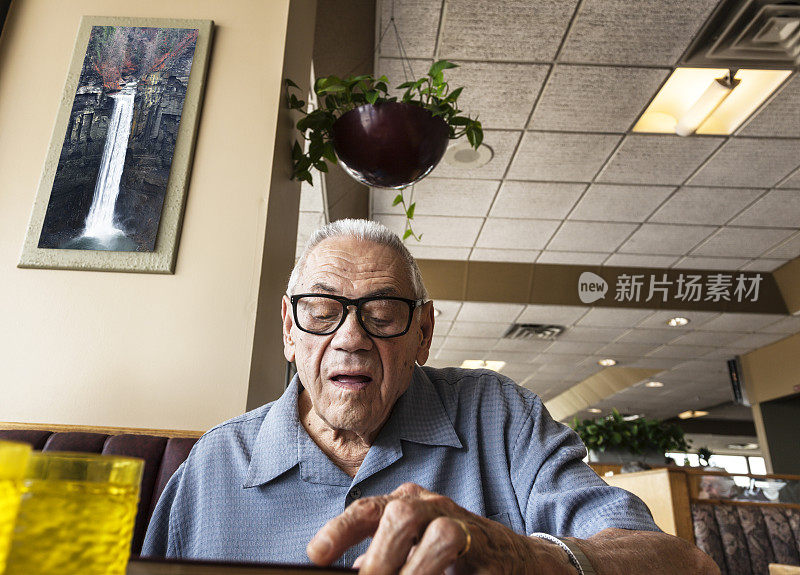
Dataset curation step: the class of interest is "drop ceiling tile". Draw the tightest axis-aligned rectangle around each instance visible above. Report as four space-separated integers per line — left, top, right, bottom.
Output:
446 62 549 129
700 347 750 360
618 224 717 255
375 214 484 247
476 218 560 250
488 351 542 364
405 245 472 260
372 179 499 217
603 254 679 268
578 308 655 327
508 132 622 182
690 138 800 188
649 187 764 226
730 189 800 228
626 357 682 370
781 169 800 189
636 310 719 329
699 313 786 333
692 227 795 258
530 65 669 132
738 75 800 138
431 300 463 322
761 316 800 335
598 342 660 356
435 350 482 364
647 345 716 359
670 331 744 347
537 355 588 368
441 336 498 351
764 231 800 259
438 0 578 61
490 181 586 219
295 211 326 257
431 130 521 180
547 221 638 252
493 338 554 352
432 321 452 337
456 302 525 323
729 332 788 350
376 58 433 97
739 259 788 272
569 184 674 222
517 304 588 325
469 248 540 263
558 326 628 343
545 341 604 355
378 0 441 58
559 0 719 66
616 328 680 345
536 251 609 265
500 366 538 383
672 256 751 271
598 135 724 186
448 322 511 338
299 178 323 211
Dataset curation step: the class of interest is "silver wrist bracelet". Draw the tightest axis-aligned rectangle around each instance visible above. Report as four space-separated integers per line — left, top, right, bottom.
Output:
529 532 596 575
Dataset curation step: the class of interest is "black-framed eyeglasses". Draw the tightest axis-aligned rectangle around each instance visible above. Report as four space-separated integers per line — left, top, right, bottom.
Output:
290 294 424 338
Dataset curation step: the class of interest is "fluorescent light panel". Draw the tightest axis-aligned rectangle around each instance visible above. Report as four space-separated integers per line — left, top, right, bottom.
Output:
460 360 506 372
634 68 792 136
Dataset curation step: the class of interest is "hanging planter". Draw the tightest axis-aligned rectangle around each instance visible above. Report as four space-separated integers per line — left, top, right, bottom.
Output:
331 102 450 189
285 60 482 240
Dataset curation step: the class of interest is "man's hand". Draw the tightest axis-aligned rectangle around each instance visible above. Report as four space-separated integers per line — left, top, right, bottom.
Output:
306 482 575 574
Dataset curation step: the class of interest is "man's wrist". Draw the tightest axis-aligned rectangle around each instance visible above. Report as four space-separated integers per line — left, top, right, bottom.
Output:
529 532 596 575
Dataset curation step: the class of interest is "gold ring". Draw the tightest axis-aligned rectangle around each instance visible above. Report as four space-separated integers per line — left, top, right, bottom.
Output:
452 518 471 558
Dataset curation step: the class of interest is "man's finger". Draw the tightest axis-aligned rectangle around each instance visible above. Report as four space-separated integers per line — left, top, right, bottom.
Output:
399 516 468 575
307 496 387 565
357 498 431 574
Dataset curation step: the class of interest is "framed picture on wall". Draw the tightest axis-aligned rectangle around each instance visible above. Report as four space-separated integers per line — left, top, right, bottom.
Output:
18 16 213 273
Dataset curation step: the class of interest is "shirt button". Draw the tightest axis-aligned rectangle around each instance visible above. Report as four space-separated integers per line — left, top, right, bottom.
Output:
349 487 362 500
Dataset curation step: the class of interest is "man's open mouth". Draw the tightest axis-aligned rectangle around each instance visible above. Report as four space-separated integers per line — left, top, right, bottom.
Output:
330 373 373 389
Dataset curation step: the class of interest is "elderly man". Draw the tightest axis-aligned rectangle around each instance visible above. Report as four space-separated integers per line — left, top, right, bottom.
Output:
143 219 718 574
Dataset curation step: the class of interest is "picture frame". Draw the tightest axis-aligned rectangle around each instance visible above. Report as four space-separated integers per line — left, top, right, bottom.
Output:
18 16 214 273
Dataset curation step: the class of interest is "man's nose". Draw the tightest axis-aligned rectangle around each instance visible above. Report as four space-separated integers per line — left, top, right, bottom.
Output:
331 306 372 350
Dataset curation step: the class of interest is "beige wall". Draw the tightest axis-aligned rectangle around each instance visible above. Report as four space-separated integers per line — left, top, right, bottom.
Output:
0 0 313 430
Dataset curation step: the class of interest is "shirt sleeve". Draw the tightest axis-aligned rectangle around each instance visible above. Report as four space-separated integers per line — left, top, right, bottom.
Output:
509 392 660 538
141 463 186 558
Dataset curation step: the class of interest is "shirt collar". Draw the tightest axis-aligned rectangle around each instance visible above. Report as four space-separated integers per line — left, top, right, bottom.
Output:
243 366 462 488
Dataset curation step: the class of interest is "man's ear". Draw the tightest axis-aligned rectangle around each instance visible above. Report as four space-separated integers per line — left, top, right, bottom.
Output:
281 296 296 363
414 300 435 365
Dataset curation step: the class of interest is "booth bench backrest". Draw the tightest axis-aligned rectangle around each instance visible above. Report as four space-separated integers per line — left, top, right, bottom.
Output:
0 428 199 556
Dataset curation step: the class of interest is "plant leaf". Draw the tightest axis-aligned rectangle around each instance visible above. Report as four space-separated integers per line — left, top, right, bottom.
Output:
285 78 300 89
407 202 416 219
403 229 413 240
428 60 458 78
392 194 403 206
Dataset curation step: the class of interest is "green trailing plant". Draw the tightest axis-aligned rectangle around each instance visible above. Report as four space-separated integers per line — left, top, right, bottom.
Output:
571 409 692 456
285 60 483 241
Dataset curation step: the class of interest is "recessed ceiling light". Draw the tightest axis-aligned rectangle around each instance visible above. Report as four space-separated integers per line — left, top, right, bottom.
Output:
587 408 602 414
622 414 643 421
460 359 506 372
645 381 665 388
433 307 442 317
678 409 709 419
598 358 617 367
667 317 690 327
444 141 493 168
727 442 759 450
633 67 792 136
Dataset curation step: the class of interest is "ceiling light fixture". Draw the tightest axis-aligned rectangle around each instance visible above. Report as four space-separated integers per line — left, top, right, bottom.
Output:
633 67 792 136
598 358 617 367
587 408 602 414
667 317 690 327
726 442 759 450
444 141 493 168
433 307 442 317
645 381 665 388
677 409 709 419
460 359 506 372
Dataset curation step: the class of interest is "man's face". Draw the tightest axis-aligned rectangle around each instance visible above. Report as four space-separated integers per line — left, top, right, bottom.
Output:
282 237 434 438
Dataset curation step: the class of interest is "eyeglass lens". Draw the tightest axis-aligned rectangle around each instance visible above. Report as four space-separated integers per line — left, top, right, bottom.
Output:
295 296 411 337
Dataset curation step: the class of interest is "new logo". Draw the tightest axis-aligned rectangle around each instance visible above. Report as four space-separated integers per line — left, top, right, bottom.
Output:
578 272 607 304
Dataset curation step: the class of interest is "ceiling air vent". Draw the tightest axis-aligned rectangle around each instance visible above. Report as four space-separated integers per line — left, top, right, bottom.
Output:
503 323 565 341
683 0 800 67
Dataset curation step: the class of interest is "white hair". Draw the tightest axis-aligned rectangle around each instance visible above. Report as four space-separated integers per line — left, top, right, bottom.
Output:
287 219 428 300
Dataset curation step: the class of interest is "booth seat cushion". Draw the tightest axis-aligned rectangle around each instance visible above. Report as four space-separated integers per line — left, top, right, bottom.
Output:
693 502 800 575
0 429 52 449
43 431 109 453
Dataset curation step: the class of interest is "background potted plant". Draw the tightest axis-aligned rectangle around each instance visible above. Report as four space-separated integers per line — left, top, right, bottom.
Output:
572 409 692 465
285 60 482 240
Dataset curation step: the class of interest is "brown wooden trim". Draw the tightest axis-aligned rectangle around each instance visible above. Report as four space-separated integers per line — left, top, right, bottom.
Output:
0 421 204 439
690 498 800 511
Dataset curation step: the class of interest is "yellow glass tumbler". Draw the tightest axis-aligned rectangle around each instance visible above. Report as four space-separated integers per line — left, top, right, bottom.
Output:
5 452 143 575
0 441 31 575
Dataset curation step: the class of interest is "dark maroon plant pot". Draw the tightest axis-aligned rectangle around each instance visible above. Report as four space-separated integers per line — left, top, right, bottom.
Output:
331 102 450 189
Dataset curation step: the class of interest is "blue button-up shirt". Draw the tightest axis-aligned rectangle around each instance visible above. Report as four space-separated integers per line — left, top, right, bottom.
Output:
142 366 658 566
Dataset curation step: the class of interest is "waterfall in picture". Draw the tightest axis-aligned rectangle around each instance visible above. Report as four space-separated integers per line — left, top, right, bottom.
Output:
82 83 136 242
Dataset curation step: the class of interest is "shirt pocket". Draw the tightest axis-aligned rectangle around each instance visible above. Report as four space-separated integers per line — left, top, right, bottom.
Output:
487 511 512 530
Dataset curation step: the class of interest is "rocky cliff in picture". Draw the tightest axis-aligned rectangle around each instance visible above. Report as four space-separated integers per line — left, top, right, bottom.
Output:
38 25 199 252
